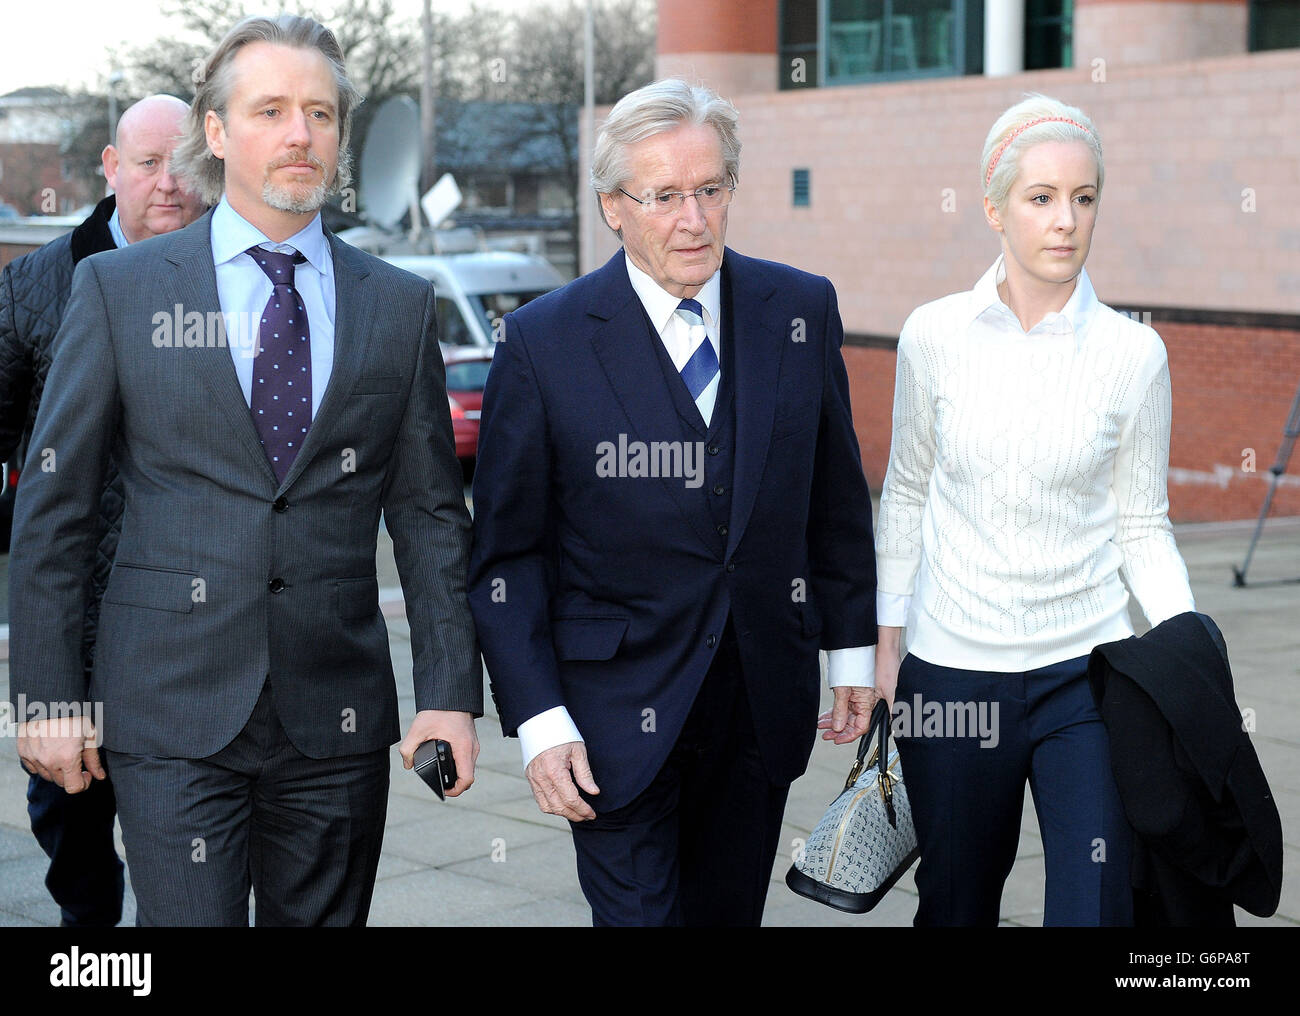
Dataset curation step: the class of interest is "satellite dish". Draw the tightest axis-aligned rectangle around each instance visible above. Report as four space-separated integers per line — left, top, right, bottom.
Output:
358 95 421 230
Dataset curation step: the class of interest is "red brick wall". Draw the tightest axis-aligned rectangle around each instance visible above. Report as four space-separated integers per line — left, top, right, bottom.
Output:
843 323 1300 523
843 346 897 491
1164 322 1300 521
658 0 777 53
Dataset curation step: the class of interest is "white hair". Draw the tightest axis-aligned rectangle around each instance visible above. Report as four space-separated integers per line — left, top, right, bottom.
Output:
590 78 740 194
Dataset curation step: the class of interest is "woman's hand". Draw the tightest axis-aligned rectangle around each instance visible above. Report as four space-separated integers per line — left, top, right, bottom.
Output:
874 626 904 708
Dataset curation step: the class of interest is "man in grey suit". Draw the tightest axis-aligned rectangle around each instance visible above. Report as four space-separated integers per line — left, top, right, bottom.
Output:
10 13 480 926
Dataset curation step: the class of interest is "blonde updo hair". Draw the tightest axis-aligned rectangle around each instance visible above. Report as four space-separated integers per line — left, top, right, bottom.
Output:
981 93 1103 211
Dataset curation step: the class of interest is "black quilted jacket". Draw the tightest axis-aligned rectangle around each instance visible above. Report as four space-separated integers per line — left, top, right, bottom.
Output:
0 195 122 671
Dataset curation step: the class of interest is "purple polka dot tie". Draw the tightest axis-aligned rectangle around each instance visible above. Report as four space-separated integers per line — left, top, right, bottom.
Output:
248 246 312 483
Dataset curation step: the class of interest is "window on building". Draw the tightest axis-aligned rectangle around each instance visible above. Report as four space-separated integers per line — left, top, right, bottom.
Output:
780 0 820 88
539 177 575 215
1025 0 1073 69
1251 0 1300 50
464 173 511 213
825 0 974 82
793 168 811 206
513 176 540 216
780 0 1079 87
781 0 982 87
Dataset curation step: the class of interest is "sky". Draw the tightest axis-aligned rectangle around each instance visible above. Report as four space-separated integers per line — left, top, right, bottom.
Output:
0 0 544 96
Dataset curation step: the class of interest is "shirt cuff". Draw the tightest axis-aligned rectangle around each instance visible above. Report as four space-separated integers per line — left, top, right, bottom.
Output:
826 645 877 689
876 591 910 627
517 705 583 770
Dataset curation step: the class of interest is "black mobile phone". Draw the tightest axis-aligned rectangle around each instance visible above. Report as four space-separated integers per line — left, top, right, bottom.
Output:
413 739 457 800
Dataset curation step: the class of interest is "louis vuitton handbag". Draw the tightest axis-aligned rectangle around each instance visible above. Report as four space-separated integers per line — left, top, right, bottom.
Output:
785 699 920 913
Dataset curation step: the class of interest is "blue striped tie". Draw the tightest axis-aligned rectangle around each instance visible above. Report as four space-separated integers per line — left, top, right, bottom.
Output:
675 298 720 425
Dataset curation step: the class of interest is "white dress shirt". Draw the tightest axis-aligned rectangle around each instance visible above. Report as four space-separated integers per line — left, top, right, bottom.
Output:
875 254 1195 671
210 196 336 417
517 253 877 770
107 208 129 249
624 255 723 373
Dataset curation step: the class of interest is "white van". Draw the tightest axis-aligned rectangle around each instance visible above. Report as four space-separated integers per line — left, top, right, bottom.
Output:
383 252 566 350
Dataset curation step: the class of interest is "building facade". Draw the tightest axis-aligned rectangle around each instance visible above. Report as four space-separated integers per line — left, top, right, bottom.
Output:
581 0 1300 522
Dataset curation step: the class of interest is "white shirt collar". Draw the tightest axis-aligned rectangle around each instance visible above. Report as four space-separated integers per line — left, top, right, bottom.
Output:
107 207 129 249
623 250 721 335
969 253 1098 346
210 195 330 274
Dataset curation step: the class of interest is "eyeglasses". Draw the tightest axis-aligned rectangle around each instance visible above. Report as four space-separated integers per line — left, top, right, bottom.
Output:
617 182 736 217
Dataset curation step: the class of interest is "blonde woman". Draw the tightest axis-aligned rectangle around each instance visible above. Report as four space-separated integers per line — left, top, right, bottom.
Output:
865 95 1195 926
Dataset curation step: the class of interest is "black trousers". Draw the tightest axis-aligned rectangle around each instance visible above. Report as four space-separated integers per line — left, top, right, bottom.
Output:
26 767 124 927
896 653 1134 927
569 622 790 926
104 680 389 926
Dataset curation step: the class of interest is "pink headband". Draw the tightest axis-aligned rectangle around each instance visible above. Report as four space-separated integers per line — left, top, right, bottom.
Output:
985 116 1094 188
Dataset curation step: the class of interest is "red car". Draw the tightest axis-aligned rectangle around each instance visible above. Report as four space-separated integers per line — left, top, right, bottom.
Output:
443 346 494 477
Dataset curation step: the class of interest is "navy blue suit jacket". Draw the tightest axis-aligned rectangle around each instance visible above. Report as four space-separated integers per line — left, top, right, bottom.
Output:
468 247 877 811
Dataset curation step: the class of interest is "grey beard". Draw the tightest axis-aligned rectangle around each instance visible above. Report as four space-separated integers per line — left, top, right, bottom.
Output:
262 177 328 215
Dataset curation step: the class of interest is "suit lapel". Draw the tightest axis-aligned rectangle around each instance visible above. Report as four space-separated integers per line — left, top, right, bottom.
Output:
587 251 717 554
278 231 375 491
724 250 784 559
164 210 278 487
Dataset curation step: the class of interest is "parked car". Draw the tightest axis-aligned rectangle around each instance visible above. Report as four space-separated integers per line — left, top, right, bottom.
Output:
387 251 562 480
382 251 564 350
443 346 494 480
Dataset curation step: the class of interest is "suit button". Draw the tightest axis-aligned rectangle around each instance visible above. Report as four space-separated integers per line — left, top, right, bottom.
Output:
706 634 717 648
272 496 289 513
268 578 286 593
706 444 720 455
716 524 728 537
712 484 725 495
726 561 736 573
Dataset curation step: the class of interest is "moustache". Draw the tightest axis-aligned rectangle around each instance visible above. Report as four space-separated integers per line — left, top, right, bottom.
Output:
269 151 328 172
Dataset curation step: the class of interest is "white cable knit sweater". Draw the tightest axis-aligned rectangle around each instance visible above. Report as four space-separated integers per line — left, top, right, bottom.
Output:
876 255 1196 672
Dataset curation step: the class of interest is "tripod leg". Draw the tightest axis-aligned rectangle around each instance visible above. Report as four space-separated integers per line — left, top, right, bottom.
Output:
1234 378 1300 586
1234 468 1284 586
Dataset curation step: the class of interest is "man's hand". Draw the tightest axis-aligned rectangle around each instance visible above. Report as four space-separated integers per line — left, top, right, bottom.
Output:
817 686 880 744
525 741 599 822
18 716 105 794
399 710 479 798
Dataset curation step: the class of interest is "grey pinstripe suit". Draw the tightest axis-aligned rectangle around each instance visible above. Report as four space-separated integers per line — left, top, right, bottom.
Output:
8 208 480 923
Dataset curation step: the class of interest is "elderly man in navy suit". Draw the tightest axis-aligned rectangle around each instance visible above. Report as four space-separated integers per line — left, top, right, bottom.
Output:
469 79 879 926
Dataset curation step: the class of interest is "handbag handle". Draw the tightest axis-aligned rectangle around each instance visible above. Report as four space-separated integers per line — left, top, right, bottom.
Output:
843 698 894 790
